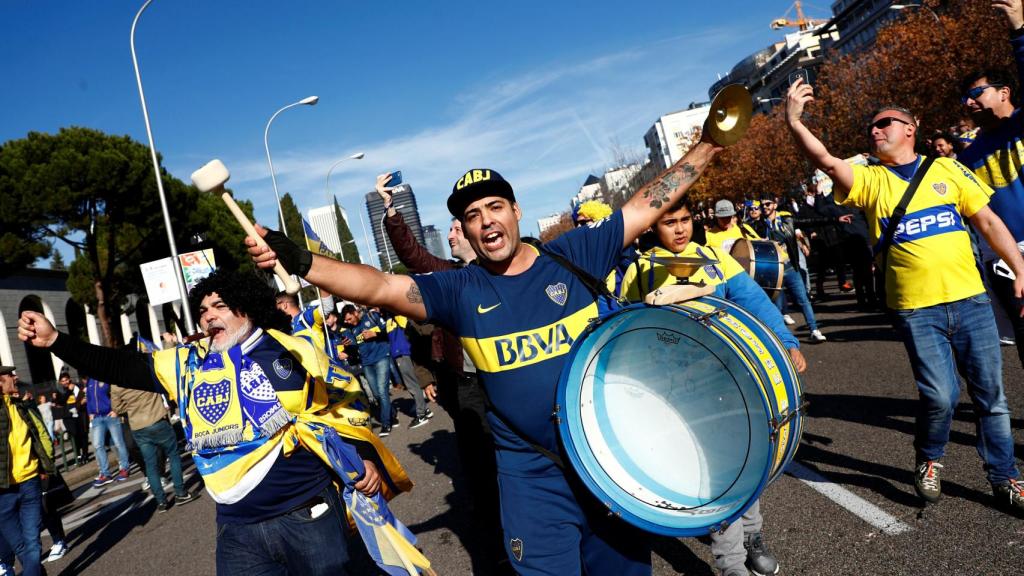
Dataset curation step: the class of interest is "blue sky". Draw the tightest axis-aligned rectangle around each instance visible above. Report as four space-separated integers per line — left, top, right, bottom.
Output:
1 1 817 267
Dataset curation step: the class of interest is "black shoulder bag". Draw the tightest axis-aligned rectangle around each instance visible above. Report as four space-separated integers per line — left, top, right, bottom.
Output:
873 155 935 299
874 156 935 270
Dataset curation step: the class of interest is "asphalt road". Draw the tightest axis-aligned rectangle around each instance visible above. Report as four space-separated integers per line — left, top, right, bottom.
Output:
39 292 1024 575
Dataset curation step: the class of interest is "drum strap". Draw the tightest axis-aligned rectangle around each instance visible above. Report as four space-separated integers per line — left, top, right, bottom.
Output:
478 387 567 469
873 155 935 275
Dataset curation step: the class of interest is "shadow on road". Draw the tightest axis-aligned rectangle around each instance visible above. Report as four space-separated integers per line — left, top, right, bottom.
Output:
58 493 156 575
404 429 485 569
795 389 1024 509
806 392 1024 457
651 535 716 575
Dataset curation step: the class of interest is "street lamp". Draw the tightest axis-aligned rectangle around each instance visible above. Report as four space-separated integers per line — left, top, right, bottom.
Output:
890 3 939 22
380 203 406 272
264 95 319 238
324 152 365 263
357 209 377 269
130 0 195 334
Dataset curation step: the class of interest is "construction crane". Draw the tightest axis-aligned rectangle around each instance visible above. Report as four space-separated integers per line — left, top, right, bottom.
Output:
770 1 827 31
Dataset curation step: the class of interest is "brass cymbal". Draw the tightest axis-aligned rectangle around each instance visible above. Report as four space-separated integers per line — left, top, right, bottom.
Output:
705 84 753 147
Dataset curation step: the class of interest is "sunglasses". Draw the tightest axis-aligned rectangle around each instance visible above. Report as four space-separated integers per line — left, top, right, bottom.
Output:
961 84 1004 104
870 117 913 131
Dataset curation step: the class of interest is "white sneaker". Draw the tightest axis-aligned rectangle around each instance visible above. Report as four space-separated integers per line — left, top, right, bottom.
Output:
45 541 69 563
783 315 796 326
142 477 174 492
810 329 827 342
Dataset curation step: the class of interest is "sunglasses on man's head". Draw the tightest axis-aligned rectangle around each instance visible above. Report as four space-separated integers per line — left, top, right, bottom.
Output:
961 84 1004 104
869 117 913 131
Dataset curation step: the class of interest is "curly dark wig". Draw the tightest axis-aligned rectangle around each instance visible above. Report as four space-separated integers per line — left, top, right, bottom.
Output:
189 269 292 333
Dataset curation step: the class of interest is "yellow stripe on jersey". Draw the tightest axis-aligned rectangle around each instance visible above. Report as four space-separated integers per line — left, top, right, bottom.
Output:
973 139 1024 190
461 303 597 373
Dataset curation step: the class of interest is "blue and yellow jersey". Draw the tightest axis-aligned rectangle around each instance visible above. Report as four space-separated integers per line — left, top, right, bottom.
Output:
958 35 1024 250
619 243 798 350
413 212 626 476
149 329 382 523
341 310 389 365
838 156 991 310
704 222 761 252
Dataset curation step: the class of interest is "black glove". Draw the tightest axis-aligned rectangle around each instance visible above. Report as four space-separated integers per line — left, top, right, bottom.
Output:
262 228 313 277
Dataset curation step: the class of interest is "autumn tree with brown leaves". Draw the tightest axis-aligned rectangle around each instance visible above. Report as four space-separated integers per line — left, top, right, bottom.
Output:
701 0 1015 201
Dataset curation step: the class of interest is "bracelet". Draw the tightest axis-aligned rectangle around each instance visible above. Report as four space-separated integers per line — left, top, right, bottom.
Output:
1012 24 1024 39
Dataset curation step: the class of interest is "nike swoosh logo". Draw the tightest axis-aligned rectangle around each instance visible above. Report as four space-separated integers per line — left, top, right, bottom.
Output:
477 303 501 314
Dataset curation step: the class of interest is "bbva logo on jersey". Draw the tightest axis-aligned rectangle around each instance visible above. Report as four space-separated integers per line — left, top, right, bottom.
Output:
493 323 575 367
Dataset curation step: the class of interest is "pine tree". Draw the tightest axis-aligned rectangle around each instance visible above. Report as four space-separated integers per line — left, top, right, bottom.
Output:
334 196 361 263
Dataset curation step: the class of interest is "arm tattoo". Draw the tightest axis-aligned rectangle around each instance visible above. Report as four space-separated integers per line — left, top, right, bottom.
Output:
406 283 422 304
679 162 698 182
643 171 683 209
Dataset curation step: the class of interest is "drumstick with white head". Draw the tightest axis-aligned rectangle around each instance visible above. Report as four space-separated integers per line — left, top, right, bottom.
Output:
190 159 301 295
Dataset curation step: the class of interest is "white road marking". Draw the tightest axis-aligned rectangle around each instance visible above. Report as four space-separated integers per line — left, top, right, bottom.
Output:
787 462 913 536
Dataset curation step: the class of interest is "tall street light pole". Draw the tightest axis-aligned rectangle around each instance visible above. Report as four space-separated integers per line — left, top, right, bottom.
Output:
357 209 377 270
264 95 318 238
325 152 365 263
131 0 195 334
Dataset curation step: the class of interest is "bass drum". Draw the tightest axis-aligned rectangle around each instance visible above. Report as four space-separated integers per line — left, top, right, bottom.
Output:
556 298 803 536
729 239 787 292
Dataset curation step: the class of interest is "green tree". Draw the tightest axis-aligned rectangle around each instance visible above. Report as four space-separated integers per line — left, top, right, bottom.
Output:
334 196 361 263
50 251 66 271
279 193 305 248
0 126 256 346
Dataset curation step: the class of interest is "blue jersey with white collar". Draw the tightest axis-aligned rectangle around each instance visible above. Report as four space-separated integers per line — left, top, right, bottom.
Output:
413 212 625 477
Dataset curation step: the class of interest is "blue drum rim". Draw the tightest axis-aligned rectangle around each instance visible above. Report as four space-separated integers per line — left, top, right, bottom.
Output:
557 302 776 536
708 295 802 479
696 297 804 482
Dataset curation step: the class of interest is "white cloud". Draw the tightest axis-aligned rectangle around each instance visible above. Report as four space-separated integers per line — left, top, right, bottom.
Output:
172 24 763 266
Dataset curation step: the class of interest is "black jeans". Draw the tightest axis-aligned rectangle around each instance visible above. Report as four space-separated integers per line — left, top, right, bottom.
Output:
984 258 1024 368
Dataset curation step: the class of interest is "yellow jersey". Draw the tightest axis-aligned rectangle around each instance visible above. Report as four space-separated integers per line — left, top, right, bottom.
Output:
839 157 991 310
5 396 39 484
704 222 761 252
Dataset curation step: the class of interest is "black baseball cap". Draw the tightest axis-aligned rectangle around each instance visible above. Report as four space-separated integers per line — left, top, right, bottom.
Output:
0 366 15 376
447 168 516 218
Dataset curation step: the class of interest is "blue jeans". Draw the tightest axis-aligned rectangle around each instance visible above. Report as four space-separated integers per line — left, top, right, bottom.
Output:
215 485 350 576
90 414 131 477
363 357 392 428
0 477 43 576
891 294 1020 485
774 265 818 331
133 419 186 505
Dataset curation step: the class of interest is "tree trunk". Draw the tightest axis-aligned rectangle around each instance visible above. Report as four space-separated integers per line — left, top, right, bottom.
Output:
93 279 116 348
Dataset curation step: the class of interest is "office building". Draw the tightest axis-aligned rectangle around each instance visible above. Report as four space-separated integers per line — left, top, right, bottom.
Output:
365 184 424 270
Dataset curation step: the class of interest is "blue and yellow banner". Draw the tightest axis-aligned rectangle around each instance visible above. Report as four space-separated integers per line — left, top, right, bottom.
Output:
303 218 338 259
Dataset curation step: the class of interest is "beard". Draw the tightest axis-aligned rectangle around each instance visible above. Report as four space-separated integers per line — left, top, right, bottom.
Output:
209 318 254 352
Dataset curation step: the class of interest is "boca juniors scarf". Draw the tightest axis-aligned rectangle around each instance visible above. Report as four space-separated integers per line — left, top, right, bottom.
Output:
179 343 292 451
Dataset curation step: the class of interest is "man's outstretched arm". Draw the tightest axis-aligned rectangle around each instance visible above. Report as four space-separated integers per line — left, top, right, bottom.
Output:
620 139 722 247
247 225 428 321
